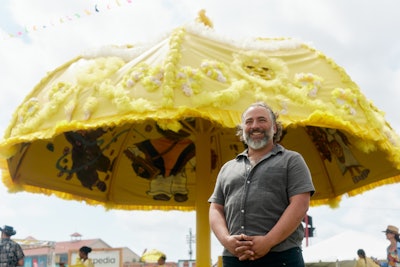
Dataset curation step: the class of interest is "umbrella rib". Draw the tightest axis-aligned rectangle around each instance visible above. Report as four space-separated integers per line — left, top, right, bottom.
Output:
181 118 216 135
105 125 137 205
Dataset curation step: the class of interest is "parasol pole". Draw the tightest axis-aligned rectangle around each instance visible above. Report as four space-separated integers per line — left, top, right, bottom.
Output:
194 120 213 267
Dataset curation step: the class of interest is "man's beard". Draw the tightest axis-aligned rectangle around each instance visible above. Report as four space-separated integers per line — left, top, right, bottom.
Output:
243 128 274 150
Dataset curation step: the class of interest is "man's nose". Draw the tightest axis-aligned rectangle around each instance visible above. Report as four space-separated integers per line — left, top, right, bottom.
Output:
250 121 261 128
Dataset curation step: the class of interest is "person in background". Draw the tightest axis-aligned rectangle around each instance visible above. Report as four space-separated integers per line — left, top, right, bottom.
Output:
208 102 315 267
0 225 24 267
382 225 400 267
76 246 94 267
157 254 167 266
354 249 379 267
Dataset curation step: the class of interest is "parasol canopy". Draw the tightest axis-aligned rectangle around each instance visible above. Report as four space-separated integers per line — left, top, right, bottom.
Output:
1 12 400 266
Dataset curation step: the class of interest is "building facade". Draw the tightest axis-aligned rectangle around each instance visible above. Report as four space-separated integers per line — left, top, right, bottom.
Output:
18 233 141 267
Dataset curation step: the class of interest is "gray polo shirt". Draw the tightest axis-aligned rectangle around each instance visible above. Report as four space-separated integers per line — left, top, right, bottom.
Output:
208 144 315 255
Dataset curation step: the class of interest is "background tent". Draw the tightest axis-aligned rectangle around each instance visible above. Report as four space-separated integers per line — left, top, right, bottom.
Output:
303 230 387 263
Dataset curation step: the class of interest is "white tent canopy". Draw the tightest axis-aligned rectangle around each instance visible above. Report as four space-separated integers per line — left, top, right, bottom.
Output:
303 230 387 263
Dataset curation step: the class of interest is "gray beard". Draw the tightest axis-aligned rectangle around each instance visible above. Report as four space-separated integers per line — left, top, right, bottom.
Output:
243 128 274 150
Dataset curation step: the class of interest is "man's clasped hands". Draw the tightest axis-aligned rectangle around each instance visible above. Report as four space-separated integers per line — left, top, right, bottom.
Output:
226 234 273 261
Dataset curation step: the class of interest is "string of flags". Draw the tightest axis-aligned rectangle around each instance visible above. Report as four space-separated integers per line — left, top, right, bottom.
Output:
1 0 133 41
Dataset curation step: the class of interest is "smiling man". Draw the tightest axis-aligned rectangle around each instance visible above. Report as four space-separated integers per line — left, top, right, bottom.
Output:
209 102 315 267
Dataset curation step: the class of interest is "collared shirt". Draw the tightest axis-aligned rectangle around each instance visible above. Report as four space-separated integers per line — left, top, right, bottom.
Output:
208 144 315 255
0 238 24 267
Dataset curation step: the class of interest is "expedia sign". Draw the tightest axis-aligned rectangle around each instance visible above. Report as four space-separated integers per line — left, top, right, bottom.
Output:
70 248 122 267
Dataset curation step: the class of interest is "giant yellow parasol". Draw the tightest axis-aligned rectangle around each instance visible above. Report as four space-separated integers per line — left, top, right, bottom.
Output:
1 12 400 266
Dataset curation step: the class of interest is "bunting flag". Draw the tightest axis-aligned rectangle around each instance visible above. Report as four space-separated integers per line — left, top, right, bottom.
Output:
1 0 133 41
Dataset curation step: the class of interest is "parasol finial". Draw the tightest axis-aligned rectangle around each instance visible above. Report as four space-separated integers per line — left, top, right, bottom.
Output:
196 9 213 28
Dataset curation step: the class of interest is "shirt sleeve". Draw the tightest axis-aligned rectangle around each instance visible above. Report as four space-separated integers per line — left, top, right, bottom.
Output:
287 151 315 198
208 160 232 205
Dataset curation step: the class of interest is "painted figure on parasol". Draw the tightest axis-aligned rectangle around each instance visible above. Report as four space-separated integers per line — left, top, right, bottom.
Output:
124 124 195 202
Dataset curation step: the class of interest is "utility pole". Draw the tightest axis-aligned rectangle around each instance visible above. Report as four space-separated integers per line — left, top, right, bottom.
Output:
186 228 196 260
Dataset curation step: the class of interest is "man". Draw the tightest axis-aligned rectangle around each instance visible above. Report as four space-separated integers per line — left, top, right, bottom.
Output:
209 102 315 267
382 225 400 267
0 225 24 267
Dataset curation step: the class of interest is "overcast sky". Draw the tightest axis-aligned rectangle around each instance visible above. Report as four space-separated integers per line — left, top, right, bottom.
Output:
1 0 400 264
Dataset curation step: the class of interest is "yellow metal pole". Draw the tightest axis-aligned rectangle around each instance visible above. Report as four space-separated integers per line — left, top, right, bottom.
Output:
217 256 223 267
195 127 213 267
